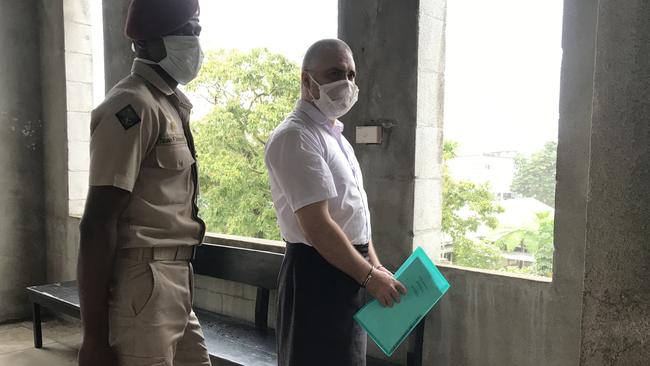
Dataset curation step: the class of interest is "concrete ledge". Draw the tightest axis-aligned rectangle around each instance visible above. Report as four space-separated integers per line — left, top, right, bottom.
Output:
203 233 286 254
438 263 553 284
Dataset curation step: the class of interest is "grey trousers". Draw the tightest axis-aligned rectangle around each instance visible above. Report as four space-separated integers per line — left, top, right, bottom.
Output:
276 242 369 366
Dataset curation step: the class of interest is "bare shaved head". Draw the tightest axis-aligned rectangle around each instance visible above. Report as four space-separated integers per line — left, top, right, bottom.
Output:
302 39 353 72
300 39 356 102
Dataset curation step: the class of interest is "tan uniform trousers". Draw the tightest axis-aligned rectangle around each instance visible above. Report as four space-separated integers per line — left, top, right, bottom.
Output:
108 247 211 366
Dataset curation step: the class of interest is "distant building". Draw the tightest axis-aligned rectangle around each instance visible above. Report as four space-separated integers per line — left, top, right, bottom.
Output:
447 151 518 200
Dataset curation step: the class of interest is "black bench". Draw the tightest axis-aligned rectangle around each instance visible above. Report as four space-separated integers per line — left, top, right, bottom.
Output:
26 244 282 366
191 244 284 365
26 243 421 366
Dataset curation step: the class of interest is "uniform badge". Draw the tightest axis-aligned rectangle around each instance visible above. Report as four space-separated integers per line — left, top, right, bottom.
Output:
115 105 141 130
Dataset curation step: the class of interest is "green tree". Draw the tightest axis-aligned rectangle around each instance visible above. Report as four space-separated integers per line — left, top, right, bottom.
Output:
442 141 504 269
187 48 300 239
495 211 554 277
511 141 557 206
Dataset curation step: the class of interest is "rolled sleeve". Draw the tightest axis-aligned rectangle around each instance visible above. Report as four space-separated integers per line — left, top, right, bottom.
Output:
266 129 337 212
89 97 158 192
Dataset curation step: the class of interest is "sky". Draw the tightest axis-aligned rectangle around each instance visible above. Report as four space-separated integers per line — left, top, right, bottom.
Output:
444 0 564 156
92 0 563 157
198 0 338 64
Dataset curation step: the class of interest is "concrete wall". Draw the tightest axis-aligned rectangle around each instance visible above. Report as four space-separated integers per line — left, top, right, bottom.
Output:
338 0 446 362
41 0 95 283
338 0 444 269
40 0 71 283
64 0 94 217
2 0 645 363
339 0 593 365
0 0 46 321
102 0 132 91
580 0 650 363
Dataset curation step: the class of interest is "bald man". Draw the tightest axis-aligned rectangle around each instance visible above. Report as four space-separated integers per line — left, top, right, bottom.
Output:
264 39 407 366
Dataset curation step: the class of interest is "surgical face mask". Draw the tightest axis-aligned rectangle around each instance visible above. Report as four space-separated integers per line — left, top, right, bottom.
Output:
308 74 359 120
140 36 204 85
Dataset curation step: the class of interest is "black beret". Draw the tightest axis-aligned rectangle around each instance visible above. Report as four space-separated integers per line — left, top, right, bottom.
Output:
125 0 200 40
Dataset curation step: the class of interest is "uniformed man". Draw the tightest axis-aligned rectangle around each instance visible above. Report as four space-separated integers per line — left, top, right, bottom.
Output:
77 1 210 365
264 39 408 366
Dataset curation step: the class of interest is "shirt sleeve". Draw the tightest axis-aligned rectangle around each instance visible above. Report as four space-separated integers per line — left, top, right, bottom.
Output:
265 129 338 212
89 95 158 192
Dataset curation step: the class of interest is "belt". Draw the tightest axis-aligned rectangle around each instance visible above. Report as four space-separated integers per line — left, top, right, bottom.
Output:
118 246 197 262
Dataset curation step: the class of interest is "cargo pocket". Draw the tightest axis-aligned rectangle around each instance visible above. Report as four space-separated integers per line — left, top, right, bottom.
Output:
131 262 159 317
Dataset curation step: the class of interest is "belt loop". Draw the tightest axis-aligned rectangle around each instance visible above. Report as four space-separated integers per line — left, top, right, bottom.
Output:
174 246 181 261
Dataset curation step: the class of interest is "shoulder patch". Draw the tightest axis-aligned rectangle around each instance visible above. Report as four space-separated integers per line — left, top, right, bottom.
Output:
115 105 141 130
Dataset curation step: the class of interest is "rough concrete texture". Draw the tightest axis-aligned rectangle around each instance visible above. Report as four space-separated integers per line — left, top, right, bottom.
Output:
102 0 132 91
339 0 445 362
339 0 597 365
39 0 76 283
421 0 601 363
338 0 430 269
579 1 650 364
426 269 554 365
0 0 46 321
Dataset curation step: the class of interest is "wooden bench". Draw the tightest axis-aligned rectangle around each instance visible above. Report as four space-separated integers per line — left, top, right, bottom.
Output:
26 243 421 366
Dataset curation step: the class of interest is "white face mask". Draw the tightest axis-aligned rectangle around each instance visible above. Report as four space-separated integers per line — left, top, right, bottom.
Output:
140 36 204 85
309 74 359 120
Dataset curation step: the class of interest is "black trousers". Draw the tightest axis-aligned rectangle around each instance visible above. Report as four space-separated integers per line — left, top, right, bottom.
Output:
276 242 369 366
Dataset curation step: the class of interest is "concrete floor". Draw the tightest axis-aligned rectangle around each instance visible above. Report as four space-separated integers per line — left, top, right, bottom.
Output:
0 317 80 366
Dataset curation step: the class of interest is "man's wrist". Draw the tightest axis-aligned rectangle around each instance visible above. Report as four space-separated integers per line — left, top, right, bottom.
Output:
361 265 376 288
358 262 374 285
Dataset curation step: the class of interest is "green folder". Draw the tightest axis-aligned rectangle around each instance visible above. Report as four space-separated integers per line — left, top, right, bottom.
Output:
354 247 450 356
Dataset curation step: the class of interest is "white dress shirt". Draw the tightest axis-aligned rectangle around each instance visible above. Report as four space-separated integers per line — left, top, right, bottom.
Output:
264 100 372 246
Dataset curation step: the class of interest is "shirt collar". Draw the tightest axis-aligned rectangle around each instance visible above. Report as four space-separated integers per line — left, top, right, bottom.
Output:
295 99 344 133
131 59 175 96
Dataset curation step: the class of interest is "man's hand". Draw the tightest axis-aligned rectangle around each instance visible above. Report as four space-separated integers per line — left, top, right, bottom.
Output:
78 339 117 366
365 268 407 307
376 265 393 277
78 186 130 366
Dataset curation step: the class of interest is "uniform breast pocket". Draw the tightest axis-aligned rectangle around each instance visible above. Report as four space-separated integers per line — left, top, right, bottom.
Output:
150 145 195 204
155 145 195 171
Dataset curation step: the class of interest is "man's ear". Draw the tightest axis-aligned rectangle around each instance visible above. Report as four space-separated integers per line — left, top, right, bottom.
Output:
301 71 310 89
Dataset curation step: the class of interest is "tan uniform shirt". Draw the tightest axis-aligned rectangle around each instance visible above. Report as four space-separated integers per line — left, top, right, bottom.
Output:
89 59 205 248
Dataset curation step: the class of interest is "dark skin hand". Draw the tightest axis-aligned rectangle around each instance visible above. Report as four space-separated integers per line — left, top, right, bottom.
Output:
77 18 203 366
77 186 129 366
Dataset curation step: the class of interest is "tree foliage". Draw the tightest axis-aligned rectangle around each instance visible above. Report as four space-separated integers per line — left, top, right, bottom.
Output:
511 141 557 206
442 141 504 268
495 211 554 277
187 49 300 239
186 48 554 277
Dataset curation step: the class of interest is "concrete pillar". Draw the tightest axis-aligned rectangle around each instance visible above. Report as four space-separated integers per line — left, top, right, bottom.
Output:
339 0 446 363
0 0 46 321
40 0 69 283
580 1 650 363
102 0 132 90
338 0 445 266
